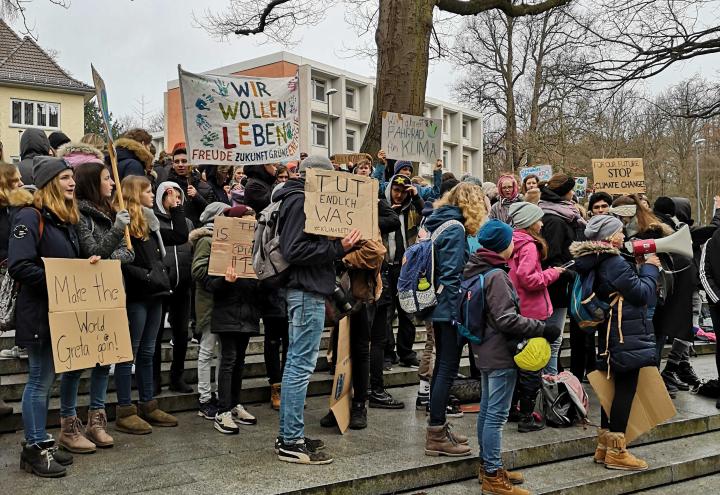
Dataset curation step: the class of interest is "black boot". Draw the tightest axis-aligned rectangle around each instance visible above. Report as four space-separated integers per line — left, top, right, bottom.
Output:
21 437 73 466
320 411 338 428
0 397 12 418
169 374 193 394
369 389 405 409
676 360 701 389
349 401 368 430
20 440 67 478
518 398 545 433
662 362 690 391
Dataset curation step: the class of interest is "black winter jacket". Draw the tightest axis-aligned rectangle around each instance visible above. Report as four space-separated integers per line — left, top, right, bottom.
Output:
203 276 261 335
701 227 720 306
8 207 80 346
243 165 276 213
109 138 154 181
166 169 208 227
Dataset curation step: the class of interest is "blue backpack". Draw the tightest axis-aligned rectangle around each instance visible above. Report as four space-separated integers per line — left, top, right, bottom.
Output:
455 268 503 344
398 220 464 316
569 271 610 330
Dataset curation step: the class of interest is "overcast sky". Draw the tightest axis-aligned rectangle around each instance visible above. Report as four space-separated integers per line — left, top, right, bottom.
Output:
17 0 720 132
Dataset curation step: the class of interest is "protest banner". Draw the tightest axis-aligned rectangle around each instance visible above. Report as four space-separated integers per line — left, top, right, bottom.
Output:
178 66 300 166
43 258 132 373
333 153 373 165
520 165 553 182
592 158 645 195
329 316 352 433
574 176 588 199
208 216 257 278
304 168 379 240
380 111 442 163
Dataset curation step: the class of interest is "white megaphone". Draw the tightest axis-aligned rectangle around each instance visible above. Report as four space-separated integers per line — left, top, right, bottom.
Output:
624 224 693 259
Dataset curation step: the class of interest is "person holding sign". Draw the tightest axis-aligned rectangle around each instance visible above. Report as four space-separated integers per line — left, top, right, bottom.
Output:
8 157 87 477
112 176 188 435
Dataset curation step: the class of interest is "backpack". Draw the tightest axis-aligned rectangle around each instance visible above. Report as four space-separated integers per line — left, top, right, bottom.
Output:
569 270 609 330
540 371 589 427
251 190 302 288
397 219 464 316
454 268 502 344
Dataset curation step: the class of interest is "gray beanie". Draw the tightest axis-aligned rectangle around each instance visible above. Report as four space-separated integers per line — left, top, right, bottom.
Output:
200 201 230 225
584 214 624 241
32 156 72 189
461 174 482 186
509 202 544 230
298 154 334 174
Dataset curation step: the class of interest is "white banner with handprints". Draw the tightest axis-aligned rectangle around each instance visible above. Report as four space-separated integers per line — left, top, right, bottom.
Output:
178 66 300 166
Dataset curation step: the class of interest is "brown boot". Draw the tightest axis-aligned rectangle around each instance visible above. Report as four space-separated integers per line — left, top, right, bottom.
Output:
58 416 96 454
446 422 469 445
138 400 178 427
479 463 525 485
481 469 531 495
424 423 471 457
594 428 608 464
271 383 281 411
85 409 114 448
115 404 152 435
604 432 648 471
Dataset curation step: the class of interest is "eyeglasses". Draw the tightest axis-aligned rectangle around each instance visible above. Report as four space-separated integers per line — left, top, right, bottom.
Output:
173 159 188 164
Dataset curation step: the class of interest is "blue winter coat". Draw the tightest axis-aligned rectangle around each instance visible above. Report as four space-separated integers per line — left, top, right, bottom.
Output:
570 241 659 372
424 205 468 322
8 207 80 346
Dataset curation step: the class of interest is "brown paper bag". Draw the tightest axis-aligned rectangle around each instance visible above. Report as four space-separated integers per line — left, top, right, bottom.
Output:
329 316 353 433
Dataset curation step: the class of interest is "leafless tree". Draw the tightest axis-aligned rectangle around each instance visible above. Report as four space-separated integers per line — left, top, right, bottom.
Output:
0 0 69 40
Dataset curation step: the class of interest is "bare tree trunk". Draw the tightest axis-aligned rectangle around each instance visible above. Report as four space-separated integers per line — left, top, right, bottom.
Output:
361 0 435 157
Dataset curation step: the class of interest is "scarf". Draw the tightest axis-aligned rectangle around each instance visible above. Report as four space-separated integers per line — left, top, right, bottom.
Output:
539 200 587 226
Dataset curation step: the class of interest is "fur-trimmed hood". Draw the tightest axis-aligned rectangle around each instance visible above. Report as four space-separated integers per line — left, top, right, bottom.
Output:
57 142 104 160
3 188 34 207
114 138 154 170
569 240 619 258
189 226 213 246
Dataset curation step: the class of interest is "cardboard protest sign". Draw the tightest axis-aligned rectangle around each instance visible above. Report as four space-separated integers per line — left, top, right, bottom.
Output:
574 176 588 199
208 216 257 278
520 165 553 182
329 317 352 433
178 66 300 166
381 111 442 163
304 168 379 240
592 158 645 195
588 367 676 443
43 258 132 373
333 153 372 165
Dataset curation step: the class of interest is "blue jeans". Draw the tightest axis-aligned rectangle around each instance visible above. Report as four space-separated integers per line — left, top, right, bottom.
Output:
477 368 517 473
543 307 567 375
429 321 462 426
60 365 110 417
116 300 162 406
278 289 325 443
22 343 56 445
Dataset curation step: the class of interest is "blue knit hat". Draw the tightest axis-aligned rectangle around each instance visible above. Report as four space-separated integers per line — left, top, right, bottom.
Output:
394 161 413 175
477 219 513 253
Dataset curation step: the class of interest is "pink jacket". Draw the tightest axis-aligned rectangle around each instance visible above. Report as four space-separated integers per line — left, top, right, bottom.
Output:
508 230 560 320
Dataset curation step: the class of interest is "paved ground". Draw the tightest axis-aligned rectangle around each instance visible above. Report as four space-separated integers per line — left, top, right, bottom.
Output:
1 357 718 495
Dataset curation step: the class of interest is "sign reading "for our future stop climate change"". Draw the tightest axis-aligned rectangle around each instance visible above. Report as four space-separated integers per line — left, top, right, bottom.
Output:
178 67 300 166
592 158 646 195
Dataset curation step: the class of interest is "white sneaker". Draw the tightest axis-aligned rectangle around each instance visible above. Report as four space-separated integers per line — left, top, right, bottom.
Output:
231 404 257 425
214 412 239 434
0 346 28 359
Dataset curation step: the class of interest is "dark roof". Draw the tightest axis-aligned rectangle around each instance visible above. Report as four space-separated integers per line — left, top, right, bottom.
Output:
0 20 93 94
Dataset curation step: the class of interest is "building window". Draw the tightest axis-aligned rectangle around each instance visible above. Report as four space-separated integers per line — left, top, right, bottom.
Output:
312 122 327 147
462 154 471 173
462 120 469 139
443 114 450 136
443 149 449 165
346 88 356 110
11 99 60 128
312 78 327 102
346 129 356 152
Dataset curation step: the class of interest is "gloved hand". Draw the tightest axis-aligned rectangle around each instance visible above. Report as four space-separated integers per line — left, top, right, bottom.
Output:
543 325 562 343
114 209 131 229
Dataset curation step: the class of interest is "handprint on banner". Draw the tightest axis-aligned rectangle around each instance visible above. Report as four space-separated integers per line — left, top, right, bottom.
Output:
426 121 439 138
196 113 212 131
287 77 298 92
213 79 229 97
201 131 219 146
195 93 215 111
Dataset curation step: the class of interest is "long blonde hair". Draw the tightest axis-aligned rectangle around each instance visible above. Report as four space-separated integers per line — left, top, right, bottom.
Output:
0 162 32 207
434 182 487 236
33 173 79 224
116 175 151 239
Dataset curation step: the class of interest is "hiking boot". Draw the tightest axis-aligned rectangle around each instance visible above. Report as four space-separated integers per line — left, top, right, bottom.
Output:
508 405 521 423
677 361 701 389
661 363 690 391
663 377 679 399
138 400 178 427
21 437 73 466
349 401 368 430
115 404 152 435
271 383 281 411
481 469 530 495
518 413 545 433
320 410 338 428
231 404 257 425
58 416 96 454
604 432 648 471
214 411 239 434
169 376 193 394
0 398 12 418
478 463 525 485
277 438 333 465
20 440 67 478
594 428 608 464
85 409 114 448
446 422 469 445
369 389 405 409
416 391 430 410
274 436 325 454
198 399 218 420
424 423 471 457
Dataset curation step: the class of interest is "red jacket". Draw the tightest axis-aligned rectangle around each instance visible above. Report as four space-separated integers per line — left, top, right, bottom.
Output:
508 230 560 321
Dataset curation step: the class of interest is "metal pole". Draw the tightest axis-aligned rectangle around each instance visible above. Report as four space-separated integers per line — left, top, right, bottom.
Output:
695 141 703 223
326 97 331 159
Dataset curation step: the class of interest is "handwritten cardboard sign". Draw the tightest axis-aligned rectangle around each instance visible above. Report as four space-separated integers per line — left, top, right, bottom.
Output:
333 153 373 165
303 168 379 240
178 66 300 166
592 158 645 194
208 216 257 278
381 111 442 163
329 317 352 433
520 165 553 182
43 258 132 373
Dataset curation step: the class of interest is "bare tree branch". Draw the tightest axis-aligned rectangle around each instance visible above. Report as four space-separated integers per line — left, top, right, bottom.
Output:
437 0 572 17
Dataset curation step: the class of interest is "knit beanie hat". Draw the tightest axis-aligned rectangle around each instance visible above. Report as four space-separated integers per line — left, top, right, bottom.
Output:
57 142 104 168
509 202 544 230
547 176 576 197
394 161 413 175
172 142 187 156
482 181 498 200
477 219 514 253
461 174 482 186
653 196 676 217
200 201 231 225
225 205 251 218
584 214 624 241
32 156 72 189
48 131 70 150
299 155 334 174
390 174 411 188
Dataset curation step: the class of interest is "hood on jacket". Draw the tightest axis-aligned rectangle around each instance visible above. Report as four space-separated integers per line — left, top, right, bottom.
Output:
272 177 304 202
569 240 619 274
113 138 154 170
4 188 33 207
20 128 50 160
384 174 413 210
57 142 104 167
539 186 566 204
464 248 508 278
424 205 464 233
512 229 536 251
155 181 186 216
244 164 276 185
671 197 693 226
200 201 231 225
189 226 213 246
